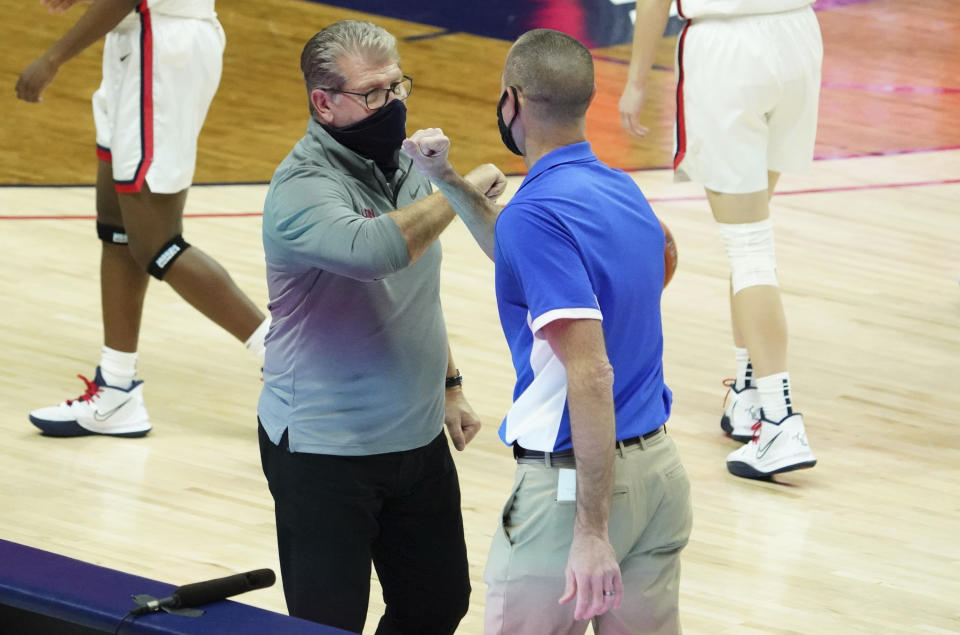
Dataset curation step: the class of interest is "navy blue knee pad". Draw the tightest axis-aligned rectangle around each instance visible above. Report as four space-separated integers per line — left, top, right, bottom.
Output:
96 222 128 245
148 235 191 280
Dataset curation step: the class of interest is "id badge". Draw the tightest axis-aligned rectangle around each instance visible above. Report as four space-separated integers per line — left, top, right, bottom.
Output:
556 468 577 502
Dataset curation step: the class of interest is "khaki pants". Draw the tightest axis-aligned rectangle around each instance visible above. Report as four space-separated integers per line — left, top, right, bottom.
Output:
484 430 693 635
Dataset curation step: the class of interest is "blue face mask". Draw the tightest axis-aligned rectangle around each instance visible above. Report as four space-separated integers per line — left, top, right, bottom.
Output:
325 99 408 178
497 87 523 156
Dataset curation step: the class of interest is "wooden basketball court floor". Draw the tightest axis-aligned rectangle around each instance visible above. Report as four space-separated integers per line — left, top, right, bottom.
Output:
1 1 958 633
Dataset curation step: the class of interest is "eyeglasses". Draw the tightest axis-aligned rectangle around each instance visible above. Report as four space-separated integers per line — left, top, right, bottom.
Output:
321 76 413 110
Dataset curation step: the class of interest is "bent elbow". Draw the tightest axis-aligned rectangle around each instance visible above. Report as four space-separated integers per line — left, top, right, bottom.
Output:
571 359 614 397
594 361 615 392
343 257 407 282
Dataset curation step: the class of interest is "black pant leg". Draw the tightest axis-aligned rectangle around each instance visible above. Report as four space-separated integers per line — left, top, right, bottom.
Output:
259 423 386 633
372 433 471 635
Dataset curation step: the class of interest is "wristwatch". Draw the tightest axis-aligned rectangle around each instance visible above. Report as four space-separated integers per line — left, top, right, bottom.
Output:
445 370 463 389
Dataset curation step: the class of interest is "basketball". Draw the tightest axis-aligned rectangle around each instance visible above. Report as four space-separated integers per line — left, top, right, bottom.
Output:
661 219 678 287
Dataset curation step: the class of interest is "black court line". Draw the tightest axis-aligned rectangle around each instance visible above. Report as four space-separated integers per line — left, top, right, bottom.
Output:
404 29 454 42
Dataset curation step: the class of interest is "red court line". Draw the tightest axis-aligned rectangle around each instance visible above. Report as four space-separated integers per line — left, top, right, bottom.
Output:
645 178 960 204
813 144 960 161
3 146 958 189
2 178 958 221
0 211 264 221
813 0 875 8
821 81 960 95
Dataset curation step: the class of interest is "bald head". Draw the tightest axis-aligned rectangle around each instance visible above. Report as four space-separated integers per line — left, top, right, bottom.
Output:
503 29 595 124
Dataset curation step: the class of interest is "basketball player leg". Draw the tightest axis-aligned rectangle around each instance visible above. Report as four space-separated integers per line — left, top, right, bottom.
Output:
711 176 816 478
97 159 149 354
713 176 780 441
713 171 785 378
26 161 153 438
120 14 267 351
117 185 266 344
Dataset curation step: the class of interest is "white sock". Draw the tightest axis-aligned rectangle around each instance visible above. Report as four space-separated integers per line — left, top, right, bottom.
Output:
734 347 753 391
100 346 137 388
244 316 271 365
757 372 793 423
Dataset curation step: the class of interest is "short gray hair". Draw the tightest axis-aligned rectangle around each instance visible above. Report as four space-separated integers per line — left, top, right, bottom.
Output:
300 20 400 116
504 29 595 123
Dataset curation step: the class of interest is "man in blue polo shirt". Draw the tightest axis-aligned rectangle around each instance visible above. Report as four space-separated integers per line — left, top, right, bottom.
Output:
403 28 692 635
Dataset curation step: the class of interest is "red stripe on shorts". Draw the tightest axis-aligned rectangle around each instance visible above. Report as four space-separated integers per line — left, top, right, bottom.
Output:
115 0 154 194
96 145 111 162
672 21 691 172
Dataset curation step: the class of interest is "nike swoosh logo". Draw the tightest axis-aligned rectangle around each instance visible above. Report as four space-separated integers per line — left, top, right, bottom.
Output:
755 431 783 460
93 399 131 422
120 54 130 62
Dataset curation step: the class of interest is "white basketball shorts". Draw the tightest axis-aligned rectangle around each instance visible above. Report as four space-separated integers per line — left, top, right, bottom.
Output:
673 6 823 194
93 10 225 194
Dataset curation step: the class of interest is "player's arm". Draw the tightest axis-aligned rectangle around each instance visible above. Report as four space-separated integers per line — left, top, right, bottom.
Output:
620 0 673 137
401 129 505 260
543 318 623 621
16 0 138 102
43 0 94 15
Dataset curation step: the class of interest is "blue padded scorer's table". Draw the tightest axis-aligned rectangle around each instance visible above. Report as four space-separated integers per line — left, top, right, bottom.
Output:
0 539 355 634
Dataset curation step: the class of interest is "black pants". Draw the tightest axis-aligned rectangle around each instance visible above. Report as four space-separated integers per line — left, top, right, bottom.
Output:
258 423 470 635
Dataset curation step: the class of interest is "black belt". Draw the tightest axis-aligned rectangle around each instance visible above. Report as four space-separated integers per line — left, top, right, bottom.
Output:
512 425 665 461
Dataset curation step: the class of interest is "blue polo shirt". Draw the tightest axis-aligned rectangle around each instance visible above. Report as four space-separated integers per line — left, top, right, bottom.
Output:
494 142 672 453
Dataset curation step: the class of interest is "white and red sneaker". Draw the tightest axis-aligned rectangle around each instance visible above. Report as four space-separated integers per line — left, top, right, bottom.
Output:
726 412 816 479
29 368 151 438
720 379 760 443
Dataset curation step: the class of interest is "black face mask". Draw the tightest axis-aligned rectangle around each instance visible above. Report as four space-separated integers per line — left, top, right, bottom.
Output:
324 99 408 179
497 87 523 156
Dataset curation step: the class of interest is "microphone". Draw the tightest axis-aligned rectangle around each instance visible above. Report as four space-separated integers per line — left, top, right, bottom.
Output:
131 569 276 616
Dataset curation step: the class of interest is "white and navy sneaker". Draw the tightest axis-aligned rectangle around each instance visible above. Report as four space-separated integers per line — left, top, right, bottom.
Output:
726 412 816 480
720 379 761 442
29 368 151 438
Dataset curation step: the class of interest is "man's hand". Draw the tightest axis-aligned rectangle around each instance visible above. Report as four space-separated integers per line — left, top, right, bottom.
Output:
16 55 59 103
444 387 482 451
402 128 455 182
619 83 650 138
558 531 623 621
404 128 506 200
465 163 507 201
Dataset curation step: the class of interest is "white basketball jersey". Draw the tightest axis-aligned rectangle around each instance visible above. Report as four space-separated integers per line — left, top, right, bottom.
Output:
677 0 813 19
115 0 217 30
